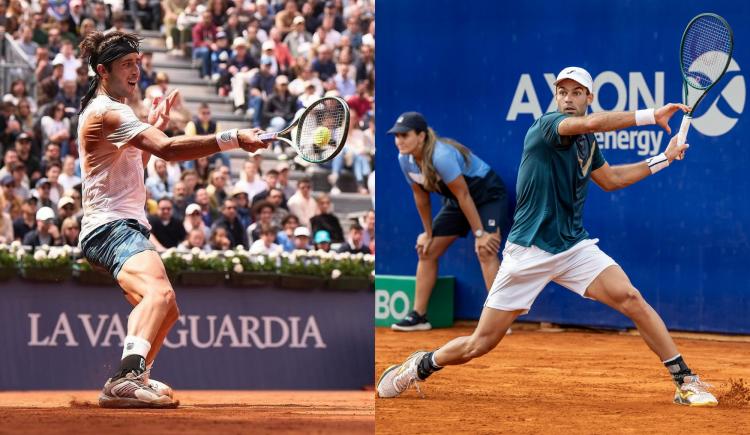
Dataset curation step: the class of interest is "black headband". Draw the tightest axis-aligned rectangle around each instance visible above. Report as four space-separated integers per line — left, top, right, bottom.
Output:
89 38 140 75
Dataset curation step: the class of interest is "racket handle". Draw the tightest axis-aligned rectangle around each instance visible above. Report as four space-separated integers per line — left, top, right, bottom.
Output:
258 132 277 142
677 115 691 146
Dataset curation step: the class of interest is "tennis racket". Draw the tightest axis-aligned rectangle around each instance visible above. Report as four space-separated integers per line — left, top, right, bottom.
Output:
258 96 350 163
677 13 734 147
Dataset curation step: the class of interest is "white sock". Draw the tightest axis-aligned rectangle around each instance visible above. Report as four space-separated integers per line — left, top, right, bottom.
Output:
430 352 442 369
121 335 152 360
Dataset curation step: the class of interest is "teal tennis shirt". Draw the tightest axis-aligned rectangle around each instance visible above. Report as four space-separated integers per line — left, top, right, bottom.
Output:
507 111 606 254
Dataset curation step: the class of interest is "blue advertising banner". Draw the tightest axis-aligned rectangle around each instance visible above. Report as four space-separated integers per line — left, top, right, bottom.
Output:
376 0 750 333
0 280 374 389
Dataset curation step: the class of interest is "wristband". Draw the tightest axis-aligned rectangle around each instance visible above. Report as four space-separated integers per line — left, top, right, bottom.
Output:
646 152 669 174
635 108 656 126
216 129 240 151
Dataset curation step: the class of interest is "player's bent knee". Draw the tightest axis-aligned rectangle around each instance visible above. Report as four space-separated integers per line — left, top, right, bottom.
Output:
148 286 177 310
618 287 647 318
465 335 499 359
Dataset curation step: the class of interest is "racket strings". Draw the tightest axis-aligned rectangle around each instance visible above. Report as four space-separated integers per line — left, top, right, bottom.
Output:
297 99 348 161
681 15 732 89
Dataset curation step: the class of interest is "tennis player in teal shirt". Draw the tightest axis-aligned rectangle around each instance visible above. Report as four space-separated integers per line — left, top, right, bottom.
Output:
378 67 718 407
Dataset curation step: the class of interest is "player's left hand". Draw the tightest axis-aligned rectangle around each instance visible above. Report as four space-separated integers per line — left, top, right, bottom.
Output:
148 89 179 131
664 134 689 162
654 103 691 134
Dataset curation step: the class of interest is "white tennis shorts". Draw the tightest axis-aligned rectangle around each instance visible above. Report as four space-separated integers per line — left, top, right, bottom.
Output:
485 239 618 314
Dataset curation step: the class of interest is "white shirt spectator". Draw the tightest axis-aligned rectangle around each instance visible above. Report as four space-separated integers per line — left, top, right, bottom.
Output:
52 52 82 82
249 239 282 255
287 191 319 227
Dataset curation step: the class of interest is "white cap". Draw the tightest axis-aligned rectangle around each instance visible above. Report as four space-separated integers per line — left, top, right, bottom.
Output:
262 40 275 51
36 206 55 221
57 196 75 208
293 226 310 238
186 203 201 215
553 67 593 94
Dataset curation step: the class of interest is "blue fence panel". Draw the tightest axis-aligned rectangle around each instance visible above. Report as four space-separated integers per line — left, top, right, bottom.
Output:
375 0 750 333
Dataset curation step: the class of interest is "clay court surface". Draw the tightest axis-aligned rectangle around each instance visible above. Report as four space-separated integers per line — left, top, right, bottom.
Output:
0 390 373 434
376 324 750 434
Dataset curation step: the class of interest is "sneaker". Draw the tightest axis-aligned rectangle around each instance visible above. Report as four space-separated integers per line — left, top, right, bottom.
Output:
673 375 718 407
377 351 427 398
391 310 432 331
99 371 178 409
142 366 174 399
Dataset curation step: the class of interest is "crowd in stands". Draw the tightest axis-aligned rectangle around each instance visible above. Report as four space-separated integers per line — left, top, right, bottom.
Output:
0 0 374 256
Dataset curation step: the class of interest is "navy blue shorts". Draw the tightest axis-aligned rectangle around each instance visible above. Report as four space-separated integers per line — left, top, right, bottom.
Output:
80 219 155 279
432 197 510 238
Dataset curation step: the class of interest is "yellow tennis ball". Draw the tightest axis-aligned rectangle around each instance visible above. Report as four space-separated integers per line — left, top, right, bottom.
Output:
313 126 331 145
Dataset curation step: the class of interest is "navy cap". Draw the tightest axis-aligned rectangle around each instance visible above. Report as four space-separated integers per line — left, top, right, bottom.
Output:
387 112 428 134
0 174 14 186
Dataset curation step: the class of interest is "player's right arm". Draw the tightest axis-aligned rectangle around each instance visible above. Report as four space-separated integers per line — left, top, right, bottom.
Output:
557 103 689 136
129 124 266 162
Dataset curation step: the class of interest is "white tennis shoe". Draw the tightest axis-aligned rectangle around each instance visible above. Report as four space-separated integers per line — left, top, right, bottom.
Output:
673 375 718 407
377 351 427 398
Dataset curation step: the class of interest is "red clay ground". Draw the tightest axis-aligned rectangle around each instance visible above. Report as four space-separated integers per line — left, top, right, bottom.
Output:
376 324 750 434
0 390 373 434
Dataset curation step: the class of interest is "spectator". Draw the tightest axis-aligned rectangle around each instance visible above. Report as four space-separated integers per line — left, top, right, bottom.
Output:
40 143 62 176
172 182 191 220
311 44 336 81
333 63 355 98
287 177 318 227
192 10 217 78
268 27 293 75
15 24 39 64
52 39 82 82
194 187 219 227
284 15 312 58
208 0 229 27
310 193 344 243
60 216 80 246
12 196 36 241
246 200 275 243
174 0 202 55
22 206 62 247
342 14 363 50
191 156 212 186
129 0 161 31
211 198 247 248
276 162 295 198
254 0 274 33
44 161 65 205
40 102 71 156
162 0 187 51
206 169 229 209
34 178 55 209
223 12 243 42
226 37 258 114
251 168 280 204
180 169 200 197
0 150 17 179
249 223 282 255
247 57 277 126
138 52 157 96
3 79 37 113
9 162 29 200
231 187 252 229
148 197 187 251
329 110 372 194
67 0 86 34
56 196 76 225
145 158 172 200
318 0 345 32
292 225 311 250
208 226 232 251
346 78 373 120
266 187 289 227
91 1 112 32
261 75 297 132
183 202 211 240
276 213 299 252
184 103 230 168
14 100 35 133
243 19 264 60
46 25 63 56
79 18 96 39
355 42 374 83
312 14 341 48
361 208 374 247
38 60 65 106
0 192 12 243
56 80 81 115
289 63 323 98
337 222 370 254
234 160 267 200
58 156 80 191
178 227 210 252
275 0 302 37
209 31 231 82
313 229 332 252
